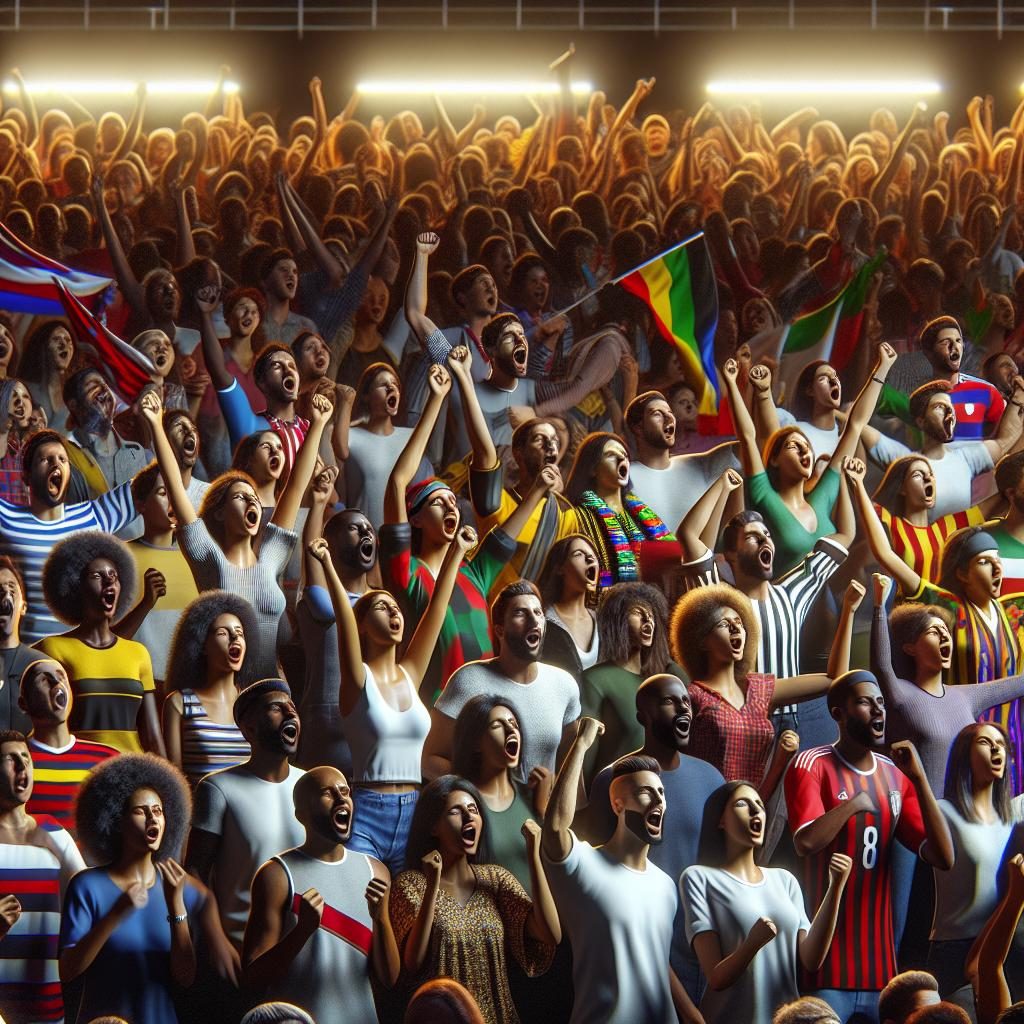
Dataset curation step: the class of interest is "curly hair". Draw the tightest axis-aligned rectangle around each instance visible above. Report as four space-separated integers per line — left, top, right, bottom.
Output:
164 591 259 697
75 753 192 865
595 581 671 676
669 583 759 682
42 532 136 625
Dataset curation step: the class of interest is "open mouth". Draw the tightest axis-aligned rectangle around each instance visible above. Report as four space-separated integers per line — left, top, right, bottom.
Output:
442 513 459 535
799 454 812 471
829 384 841 403
245 507 261 528
525 628 542 649
358 536 376 561
279 720 299 745
100 587 117 613
639 624 655 643
943 416 955 439
314 353 330 373
461 821 478 850
617 463 629 484
870 717 885 737
758 547 773 570
504 734 520 760
948 350 962 366
282 375 298 396
227 642 244 664
584 564 598 585
47 468 64 497
749 816 764 839
673 713 691 742
991 755 1005 773
0 595 13 619
154 352 170 368
938 641 952 662
512 344 528 370
181 434 197 456
922 482 935 504
729 634 744 654
646 807 663 837
145 824 161 843
385 392 399 413
240 315 255 332
333 804 352 834
53 687 68 712
267 454 282 474
388 615 402 634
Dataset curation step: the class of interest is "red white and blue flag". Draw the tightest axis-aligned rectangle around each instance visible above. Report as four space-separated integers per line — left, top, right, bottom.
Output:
0 220 111 316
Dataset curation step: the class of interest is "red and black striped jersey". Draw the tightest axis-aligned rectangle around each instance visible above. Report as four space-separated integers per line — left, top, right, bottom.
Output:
785 744 926 991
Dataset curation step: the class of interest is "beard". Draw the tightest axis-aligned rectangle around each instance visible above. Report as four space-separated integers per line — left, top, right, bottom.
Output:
624 809 663 846
736 548 773 581
504 631 543 663
847 717 884 749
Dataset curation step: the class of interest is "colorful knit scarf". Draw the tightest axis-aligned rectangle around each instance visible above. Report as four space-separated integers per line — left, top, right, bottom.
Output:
578 489 675 587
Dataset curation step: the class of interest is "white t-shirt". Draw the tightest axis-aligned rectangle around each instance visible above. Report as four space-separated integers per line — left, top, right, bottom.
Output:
629 442 739 533
543 833 677 1024
681 865 810 1024
191 763 305 948
868 435 994 522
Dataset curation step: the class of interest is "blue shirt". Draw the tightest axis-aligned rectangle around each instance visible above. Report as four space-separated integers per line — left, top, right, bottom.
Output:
59 866 205 1024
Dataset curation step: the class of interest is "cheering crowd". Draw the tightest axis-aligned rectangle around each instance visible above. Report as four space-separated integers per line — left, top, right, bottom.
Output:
0 51 1024 1024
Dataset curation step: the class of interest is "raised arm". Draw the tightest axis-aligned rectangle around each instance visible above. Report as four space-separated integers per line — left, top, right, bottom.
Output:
748 363 783 449
404 232 444 348
521 819 561 945
195 293 233 392
974 854 1024 1024
869 572 903 697
541 717 604 864
383 364 451 526
402 852 442 973
827 342 898 471
677 468 743 560
870 103 927 210
797 853 852 971
271 392 334 531
139 390 197 527
770 673 832 709
890 740 954 869
827 580 865 680
109 82 147 165
984 378 1024 461
448 345 497 471
401 526 478 684
90 171 146 318
723 358 765 476
170 178 197 268
307 536 366 715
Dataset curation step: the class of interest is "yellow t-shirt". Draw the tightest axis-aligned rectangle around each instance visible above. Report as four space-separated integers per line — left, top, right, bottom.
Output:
35 635 155 753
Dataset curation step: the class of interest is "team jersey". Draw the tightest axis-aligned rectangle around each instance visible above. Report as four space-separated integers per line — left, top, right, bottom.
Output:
950 375 1005 441
877 505 985 590
27 736 117 834
784 745 926 991
987 521 1024 614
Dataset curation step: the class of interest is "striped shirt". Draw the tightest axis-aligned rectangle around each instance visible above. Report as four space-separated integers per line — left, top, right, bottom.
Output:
0 817 84 1023
27 736 117 834
0 485 135 643
785 746 926 991
179 688 251 784
877 504 985 590
950 375 1005 440
214 378 310 474
682 539 846 713
34 635 155 754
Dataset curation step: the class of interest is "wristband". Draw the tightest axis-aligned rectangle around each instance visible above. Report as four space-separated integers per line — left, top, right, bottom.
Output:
167 911 188 924
872 376 885 385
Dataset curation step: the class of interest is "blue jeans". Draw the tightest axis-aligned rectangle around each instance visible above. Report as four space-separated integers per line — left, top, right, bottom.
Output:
347 788 419 876
814 989 881 1024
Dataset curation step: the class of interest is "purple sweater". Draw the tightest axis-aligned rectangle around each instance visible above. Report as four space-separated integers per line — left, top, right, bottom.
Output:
871 606 1024 795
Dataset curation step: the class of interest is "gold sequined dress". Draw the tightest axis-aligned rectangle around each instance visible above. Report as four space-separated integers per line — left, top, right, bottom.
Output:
389 863 555 1024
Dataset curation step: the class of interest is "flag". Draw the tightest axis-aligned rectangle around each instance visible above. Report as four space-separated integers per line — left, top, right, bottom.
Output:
0 221 111 316
774 251 887 404
53 278 156 404
617 233 721 430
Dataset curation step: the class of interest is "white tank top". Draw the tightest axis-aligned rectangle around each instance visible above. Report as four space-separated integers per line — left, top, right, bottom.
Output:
342 663 431 784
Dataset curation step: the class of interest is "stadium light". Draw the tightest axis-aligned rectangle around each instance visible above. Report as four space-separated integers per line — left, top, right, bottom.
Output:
706 79 941 97
356 79 593 97
1 79 240 98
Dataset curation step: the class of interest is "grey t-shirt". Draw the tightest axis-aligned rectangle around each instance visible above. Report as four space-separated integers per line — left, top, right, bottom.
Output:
474 378 537 450
682 865 810 1024
628 442 739 533
345 425 432 530
435 659 581 776
191 763 305 948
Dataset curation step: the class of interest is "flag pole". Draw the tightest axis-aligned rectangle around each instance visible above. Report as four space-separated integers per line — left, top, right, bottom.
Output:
547 231 706 321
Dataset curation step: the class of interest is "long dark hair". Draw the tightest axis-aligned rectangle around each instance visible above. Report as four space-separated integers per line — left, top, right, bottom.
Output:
872 455 931 520
536 533 601 609
943 722 1014 824
595 581 671 676
451 694 524 784
404 775 492 869
697 779 759 867
565 432 630 503
789 359 832 423
16 320 77 384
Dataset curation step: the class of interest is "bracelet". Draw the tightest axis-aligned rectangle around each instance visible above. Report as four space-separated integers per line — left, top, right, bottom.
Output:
872 376 885 385
167 912 187 924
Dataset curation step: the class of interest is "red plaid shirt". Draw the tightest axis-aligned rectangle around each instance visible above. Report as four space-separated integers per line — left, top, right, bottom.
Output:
0 438 27 506
687 673 776 782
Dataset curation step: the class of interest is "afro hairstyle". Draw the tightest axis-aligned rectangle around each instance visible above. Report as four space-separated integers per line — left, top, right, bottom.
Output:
75 753 191 865
669 583 759 682
164 591 260 698
42 531 136 625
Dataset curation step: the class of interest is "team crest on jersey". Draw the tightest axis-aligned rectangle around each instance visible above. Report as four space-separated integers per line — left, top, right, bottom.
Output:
837 790 848 801
889 790 902 818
